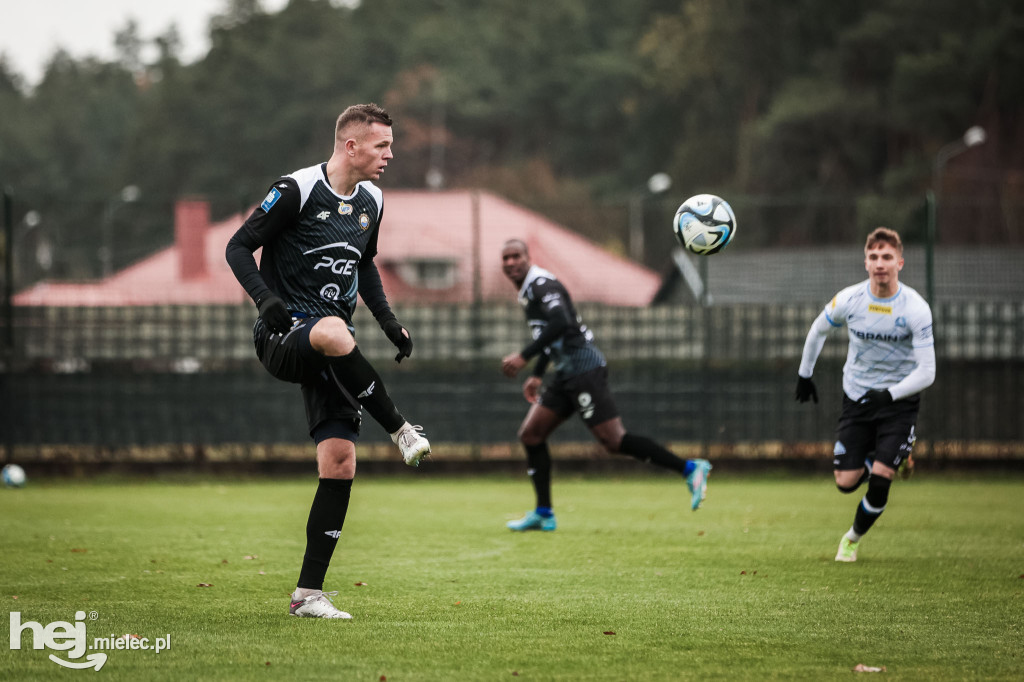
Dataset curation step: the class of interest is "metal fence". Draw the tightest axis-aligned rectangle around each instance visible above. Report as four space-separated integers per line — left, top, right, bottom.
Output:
2 300 1022 465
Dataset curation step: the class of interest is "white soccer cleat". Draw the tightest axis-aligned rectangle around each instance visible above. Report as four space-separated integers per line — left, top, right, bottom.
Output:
392 423 431 467
289 590 352 619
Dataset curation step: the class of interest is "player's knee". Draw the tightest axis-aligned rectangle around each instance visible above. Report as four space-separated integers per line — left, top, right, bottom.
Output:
599 433 624 454
316 439 356 478
310 317 355 357
836 480 861 494
518 425 544 447
835 467 869 493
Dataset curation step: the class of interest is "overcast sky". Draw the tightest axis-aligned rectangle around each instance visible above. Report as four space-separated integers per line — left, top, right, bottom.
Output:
0 0 289 87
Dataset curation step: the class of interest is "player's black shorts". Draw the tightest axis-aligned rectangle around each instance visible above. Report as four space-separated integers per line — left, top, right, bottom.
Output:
253 316 361 443
538 365 619 427
833 393 919 471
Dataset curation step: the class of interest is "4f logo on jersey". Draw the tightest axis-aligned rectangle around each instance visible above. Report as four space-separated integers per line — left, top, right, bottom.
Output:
315 210 331 221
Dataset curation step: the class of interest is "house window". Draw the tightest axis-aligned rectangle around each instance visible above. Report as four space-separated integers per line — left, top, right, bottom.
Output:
395 259 457 289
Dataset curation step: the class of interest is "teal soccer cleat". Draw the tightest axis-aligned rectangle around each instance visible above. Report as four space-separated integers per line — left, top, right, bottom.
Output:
686 459 712 511
506 510 557 532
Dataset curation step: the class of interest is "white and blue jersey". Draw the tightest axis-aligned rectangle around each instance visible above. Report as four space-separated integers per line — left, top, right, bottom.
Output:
800 280 935 401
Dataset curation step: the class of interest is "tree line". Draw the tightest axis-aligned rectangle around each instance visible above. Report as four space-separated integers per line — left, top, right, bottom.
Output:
1 0 1020 283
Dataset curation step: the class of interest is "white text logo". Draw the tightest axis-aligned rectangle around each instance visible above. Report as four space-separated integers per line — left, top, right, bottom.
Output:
313 256 358 275
10 611 171 671
10 611 105 671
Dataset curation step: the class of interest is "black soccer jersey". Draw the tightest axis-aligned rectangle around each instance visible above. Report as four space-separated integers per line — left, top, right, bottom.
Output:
226 163 388 329
517 265 605 379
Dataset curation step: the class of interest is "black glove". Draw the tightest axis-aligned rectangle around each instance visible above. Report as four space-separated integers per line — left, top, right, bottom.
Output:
382 318 413 363
858 389 893 409
795 376 818 404
257 294 292 334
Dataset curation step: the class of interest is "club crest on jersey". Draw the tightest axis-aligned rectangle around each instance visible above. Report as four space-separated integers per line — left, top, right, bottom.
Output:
338 202 353 215
359 213 370 230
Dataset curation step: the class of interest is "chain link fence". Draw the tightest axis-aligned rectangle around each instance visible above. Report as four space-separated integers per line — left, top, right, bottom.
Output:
2 299 1022 467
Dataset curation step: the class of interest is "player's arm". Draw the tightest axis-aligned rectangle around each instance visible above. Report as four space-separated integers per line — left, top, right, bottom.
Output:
520 352 550 403
225 178 300 332
884 344 936 401
358 259 413 363
357 208 413 363
867 311 936 403
795 308 838 403
518 291 572 362
532 352 550 379
798 310 833 378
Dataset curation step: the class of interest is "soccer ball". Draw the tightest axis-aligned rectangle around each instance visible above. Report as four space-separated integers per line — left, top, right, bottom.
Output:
673 194 737 255
2 464 26 488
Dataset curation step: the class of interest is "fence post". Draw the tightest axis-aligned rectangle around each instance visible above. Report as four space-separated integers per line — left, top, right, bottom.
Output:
699 256 711 459
925 189 936 304
470 190 483 460
2 187 13 464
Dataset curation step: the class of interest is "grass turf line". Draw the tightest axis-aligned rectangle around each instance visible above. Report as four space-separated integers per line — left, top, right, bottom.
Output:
1 475 1022 680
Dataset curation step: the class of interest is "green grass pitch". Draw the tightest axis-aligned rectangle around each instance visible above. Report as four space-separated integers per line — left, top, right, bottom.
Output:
2 473 1022 680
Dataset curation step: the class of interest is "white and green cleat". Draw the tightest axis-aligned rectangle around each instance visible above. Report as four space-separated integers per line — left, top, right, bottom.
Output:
835 536 859 562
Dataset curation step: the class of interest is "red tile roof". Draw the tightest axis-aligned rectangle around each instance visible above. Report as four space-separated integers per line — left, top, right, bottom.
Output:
14 190 659 307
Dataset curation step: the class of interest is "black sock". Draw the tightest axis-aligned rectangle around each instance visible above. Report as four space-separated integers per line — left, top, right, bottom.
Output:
618 433 689 474
328 347 404 434
852 476 891 536
297 478 353 590
525 443 552 510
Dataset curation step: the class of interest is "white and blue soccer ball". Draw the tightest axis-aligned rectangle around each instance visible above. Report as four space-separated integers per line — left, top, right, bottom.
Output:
2 464 26 488
673 193 737 255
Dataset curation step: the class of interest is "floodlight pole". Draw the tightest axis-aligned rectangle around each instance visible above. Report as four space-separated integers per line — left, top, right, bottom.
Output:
99 185 141 278
629 172 672 263
925 126 986 304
